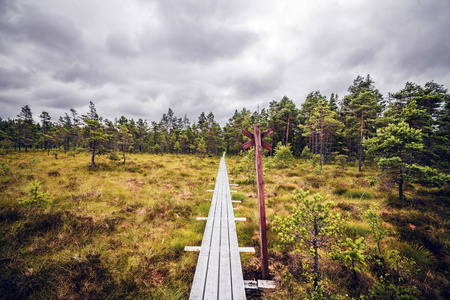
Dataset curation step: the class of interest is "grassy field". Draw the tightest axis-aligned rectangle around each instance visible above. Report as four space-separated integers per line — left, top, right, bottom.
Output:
0 151 449 299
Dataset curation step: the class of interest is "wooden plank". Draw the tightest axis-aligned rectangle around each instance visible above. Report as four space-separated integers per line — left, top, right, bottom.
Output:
258 280 276 289
203 177 222 300
238 247 256 253
223 162 246 300
185 246 255 253
185 246 202 252
244 280 258 290
196 216 246 221
189 155 246 300
219 173 232 299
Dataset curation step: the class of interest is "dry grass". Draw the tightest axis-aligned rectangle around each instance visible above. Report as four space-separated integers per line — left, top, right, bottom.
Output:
0 151 449 299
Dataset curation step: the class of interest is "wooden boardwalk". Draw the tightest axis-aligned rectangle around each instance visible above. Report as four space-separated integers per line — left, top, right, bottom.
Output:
189 154 246 300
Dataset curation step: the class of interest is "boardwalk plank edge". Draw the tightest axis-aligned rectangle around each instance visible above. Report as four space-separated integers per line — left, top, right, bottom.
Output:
244 280 276 289
196 217 247 221
185 246 256 253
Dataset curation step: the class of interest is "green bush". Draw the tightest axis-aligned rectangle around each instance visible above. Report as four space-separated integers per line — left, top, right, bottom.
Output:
0 162 11 176
274 142 294 169
18 181 52 207
333 187 348 196
368 176 380 186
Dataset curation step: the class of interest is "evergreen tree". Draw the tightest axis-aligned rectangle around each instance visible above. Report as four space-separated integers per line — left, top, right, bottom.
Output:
39 111 52 154
388 81 450 165
82 102 111 168
118 124 132 164
364 121 448 200
70 108 80 155
273 189 341 290
269 96 300 149
17 105 35 151
301 100 342 170
343 75 383 171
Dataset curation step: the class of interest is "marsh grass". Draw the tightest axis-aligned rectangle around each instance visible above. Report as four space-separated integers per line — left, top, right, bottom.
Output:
398 243 438 269
0 151 220 299
345 190 372 200
0 152 448 299
344 220 373 238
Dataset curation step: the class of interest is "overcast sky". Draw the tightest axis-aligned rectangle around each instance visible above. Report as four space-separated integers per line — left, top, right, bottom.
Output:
1 0 449 126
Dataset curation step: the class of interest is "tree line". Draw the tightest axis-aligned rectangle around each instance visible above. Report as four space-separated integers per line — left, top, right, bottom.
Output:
1 75 449 178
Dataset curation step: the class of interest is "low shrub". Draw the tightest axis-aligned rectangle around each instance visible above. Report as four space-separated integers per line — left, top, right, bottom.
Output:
346 190 371 200
333 187 348 196
18 181 52 208
232 192 246 201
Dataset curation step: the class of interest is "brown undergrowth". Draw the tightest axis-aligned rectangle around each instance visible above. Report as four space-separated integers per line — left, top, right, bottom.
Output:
0 152 448 299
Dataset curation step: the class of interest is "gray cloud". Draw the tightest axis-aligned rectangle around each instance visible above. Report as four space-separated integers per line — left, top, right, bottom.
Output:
0 0 449 126
0 66 33 89
53 63 112 86
106 32 140 58
0 3 84 60
139 0 258 63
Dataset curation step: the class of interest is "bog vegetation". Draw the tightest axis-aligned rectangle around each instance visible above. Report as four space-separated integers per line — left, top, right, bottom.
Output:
0 76 449 299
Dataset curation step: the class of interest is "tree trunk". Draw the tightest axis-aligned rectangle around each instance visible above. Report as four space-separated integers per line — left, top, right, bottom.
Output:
313 234 319 290
91 143 96 168
286 115 290 145
358 139 363 172
320 109 324 171
399 167 404 200
122 144 126 164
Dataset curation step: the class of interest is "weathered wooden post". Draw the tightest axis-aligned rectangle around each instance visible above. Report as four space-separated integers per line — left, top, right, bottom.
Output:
242 124 273 280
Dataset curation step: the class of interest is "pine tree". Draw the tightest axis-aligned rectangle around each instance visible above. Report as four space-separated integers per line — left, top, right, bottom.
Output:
364 121 448 200
82 102 110 168
273 189 341 290
343 75 383 171
39 111 52 154
17 105 35 151
118 124 132 164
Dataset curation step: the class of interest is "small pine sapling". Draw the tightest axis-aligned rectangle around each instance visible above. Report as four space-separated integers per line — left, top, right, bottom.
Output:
18 180 52 207
335 154 348 170
273 189 342 291
0 162 11 176
29 158 39 172
273 142 294 169
362 205 387 257
300 145 311 162
331 237 367 280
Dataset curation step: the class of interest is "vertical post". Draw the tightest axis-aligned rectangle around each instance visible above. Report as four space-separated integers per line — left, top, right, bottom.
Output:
253 124 269 280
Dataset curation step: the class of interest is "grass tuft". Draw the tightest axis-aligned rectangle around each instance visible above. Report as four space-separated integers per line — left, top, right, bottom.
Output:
345 190 372 200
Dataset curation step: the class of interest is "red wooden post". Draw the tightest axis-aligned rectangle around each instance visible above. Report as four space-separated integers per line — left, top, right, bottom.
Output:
242 124 273 280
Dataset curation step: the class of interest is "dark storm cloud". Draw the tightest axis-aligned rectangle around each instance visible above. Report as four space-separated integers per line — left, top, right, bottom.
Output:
0 3 83 58
368 0 450 74
106 32 140 58
53 64 112 86
0 0 449 125
0 66 33 89
141 0 257 62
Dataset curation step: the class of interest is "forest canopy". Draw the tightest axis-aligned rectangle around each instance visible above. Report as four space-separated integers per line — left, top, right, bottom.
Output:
1 76 449 174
